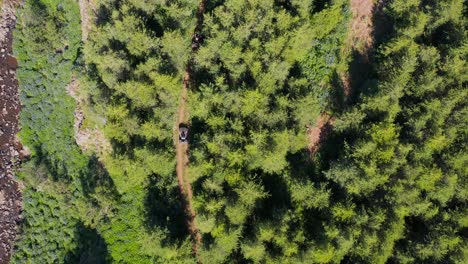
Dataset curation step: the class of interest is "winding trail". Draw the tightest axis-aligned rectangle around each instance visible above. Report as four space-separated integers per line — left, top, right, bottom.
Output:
308 0 379 155
175 0 206 261
0 0 23 263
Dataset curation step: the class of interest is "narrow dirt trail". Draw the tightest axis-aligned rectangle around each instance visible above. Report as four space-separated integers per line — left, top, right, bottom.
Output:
176 70 201 249
0 0 24 263
308 0 378 156
175 0 206 261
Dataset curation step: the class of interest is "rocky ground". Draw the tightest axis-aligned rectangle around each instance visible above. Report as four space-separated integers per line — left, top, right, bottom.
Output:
66 78 111 157
0 0 25 263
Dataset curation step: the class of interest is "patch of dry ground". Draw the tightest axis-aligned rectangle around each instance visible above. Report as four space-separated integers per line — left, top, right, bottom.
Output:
73 0 112 160
175 69 201 249
307 114 335 154
66 78 111 157
349 0 376 57
78 0 96 41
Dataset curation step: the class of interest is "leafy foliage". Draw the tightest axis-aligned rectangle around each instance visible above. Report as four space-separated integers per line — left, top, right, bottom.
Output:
83 0 199 262
11 1 102 263
188 0 350 262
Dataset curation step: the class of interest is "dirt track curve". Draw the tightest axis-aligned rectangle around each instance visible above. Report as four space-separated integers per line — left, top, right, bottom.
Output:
175 0 206 261
0 0 24 263
308 0 379 155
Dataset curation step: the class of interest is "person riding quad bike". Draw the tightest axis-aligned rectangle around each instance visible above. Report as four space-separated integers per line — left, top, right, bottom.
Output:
179 124 189 143
191 33 204 50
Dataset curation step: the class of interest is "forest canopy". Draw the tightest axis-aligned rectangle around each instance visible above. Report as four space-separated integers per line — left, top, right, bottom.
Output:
8 0 468 263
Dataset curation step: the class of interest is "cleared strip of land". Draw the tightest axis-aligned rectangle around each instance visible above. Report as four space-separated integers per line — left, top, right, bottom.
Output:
175 0 206 261
308 0 378 155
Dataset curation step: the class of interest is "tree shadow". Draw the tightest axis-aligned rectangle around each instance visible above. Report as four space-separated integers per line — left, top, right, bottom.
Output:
344 50 377 106
275 0 299 16
31 144 74 182
133 9 165 38
186 116 208 152
312 0 332 13
79 154 120 200
302 207 329 242
190 65 216 92
422 20 465 55
254 171 292 221
373 0 395 48
64 222 111 264
329 70 345 113
286 149 319 181
205 0 226 13
144 174 190 244
96 3 112 26
275 0 331 16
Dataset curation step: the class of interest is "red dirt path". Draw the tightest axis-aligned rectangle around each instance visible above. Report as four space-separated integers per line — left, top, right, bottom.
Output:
175 0 206 262
176 70 202 253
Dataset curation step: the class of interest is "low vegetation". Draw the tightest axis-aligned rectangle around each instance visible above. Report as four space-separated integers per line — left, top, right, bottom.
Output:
11 0 108 262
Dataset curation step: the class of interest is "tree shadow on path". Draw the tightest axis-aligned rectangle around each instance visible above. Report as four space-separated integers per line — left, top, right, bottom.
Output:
144 174 190 245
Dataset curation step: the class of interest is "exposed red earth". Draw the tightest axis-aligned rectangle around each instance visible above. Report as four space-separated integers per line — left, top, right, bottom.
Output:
307 114 335 154
175 0 206 262
342 0 378 98
0 0 25 263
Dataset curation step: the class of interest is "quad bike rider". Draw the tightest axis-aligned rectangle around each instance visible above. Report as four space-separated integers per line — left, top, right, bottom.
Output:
191 32 204 50
179 123 189 143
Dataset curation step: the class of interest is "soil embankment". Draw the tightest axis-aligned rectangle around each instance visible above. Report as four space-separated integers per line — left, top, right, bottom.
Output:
175 0 206 261
0 0 24 263
308 0 379 155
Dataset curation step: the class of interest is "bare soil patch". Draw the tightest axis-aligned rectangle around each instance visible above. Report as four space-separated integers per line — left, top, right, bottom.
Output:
349 0 376 56
66 78 111 156
78 0 96 41
175 49 201 264
342 0 377 99
307 114 334 155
